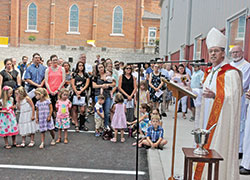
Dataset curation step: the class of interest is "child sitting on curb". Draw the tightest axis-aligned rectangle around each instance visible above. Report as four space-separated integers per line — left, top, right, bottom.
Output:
138 115 167 150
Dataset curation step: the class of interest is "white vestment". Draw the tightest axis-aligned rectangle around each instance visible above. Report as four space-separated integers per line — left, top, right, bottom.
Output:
230 58 250 153
198 61 242 180
241 102 250 170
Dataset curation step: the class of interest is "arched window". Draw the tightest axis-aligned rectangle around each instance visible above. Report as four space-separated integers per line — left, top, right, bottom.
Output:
27 3 37 30
69 4 79 32
112 6 123 34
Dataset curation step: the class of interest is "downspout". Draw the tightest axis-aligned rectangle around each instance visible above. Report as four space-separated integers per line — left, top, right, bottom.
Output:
18 0 21 46
134 0 139 52
185 0 192 59
165 0 171 60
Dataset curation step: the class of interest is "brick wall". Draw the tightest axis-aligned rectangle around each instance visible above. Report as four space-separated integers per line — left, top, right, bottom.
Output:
4 0 160 49
0 0 10 37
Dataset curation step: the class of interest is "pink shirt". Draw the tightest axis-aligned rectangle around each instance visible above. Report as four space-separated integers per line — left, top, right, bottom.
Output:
48 66 63 93
56 99 71 118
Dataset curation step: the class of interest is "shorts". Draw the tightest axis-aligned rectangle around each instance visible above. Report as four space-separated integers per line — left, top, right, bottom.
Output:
95 118 104 130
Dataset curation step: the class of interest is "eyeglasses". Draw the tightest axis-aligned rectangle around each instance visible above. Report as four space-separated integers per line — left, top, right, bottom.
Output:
126 68 132 70
115 64 120 66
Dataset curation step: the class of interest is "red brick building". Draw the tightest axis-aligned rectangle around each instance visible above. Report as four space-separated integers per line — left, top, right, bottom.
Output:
0 0 161 50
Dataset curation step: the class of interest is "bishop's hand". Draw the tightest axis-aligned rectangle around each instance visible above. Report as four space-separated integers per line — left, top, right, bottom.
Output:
203 87 215 99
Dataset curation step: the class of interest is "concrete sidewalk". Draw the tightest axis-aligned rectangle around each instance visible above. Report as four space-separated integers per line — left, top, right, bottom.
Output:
148 104 249 180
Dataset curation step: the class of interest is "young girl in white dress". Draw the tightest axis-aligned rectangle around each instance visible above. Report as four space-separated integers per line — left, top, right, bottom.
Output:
16 86 37 147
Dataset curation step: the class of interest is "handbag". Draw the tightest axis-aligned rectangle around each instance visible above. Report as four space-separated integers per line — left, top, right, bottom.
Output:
73 96 85 106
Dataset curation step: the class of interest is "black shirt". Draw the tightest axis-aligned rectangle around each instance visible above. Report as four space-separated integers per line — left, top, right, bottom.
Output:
72 72 89 96
0 69 19 89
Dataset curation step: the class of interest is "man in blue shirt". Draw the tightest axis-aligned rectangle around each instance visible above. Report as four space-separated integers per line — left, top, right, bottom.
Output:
138 115 167 150
24 53 46 92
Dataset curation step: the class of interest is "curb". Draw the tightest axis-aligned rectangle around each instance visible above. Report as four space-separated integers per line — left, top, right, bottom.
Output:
148 148 165 180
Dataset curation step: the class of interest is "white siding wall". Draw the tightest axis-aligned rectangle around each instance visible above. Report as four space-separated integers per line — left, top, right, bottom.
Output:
190 0 250 44
160 0 250 56
159 0 168 57
168 0 188 54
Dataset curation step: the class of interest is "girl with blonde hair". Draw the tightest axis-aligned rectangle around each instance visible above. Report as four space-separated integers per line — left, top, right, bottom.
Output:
35 88 55 149
16 86 37 147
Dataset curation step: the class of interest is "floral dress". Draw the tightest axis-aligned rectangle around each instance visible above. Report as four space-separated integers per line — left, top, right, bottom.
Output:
35 99 55 132
55 99 71 129
0 98 19 137
149 72 163 103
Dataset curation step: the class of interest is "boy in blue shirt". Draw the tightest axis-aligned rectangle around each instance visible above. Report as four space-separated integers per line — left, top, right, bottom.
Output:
138 115 167 150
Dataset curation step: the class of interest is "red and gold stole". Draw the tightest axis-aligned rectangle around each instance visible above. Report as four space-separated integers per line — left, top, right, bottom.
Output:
194 64 237 179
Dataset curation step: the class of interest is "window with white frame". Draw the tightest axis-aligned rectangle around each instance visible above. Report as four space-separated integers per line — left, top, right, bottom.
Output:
193 35 202 60
112 6 123 34
27 3 37 31
69 4 79 32
226 9 248 53
148 27 157 46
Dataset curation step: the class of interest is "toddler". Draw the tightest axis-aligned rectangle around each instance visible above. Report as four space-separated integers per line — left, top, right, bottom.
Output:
110 93 127 143
94 95 105 136
55 88 72 144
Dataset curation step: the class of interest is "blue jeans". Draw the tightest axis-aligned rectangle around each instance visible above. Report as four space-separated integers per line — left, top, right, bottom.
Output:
95 96 111 128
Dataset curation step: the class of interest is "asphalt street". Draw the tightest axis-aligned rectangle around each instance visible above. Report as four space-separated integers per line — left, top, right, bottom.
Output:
0 115 149 180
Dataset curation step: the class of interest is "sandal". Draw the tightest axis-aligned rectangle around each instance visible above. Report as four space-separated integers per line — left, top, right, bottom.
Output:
16 142 26 148
4 145 12 149
28 141 35 147
121 138 125 143
39 143 44 149
50 139 56 146
64 138 69 144
75 126 80 133
110 138 117 143
56 138 61 143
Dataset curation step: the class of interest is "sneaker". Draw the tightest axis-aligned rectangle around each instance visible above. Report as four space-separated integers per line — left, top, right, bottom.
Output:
50 139 56 146
95 132 100 137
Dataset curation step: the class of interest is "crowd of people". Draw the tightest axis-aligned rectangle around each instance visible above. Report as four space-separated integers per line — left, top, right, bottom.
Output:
1 31 250 178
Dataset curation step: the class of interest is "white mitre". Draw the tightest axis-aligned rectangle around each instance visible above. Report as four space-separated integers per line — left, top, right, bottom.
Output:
206 27 226 49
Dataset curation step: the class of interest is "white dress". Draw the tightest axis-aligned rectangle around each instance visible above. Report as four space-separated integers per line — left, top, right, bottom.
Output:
18 98 38 136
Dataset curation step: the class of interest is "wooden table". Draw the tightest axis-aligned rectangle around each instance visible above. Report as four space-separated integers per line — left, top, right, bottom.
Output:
182 147 223 180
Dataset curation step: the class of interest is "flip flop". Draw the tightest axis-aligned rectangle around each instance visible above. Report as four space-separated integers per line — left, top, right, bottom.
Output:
16 142 26 148
110 138 117 143
27 141 35 147
4 145 12 149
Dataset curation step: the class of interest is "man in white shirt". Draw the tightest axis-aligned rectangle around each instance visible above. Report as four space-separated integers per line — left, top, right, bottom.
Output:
230 46 250 175
230 46 250 161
